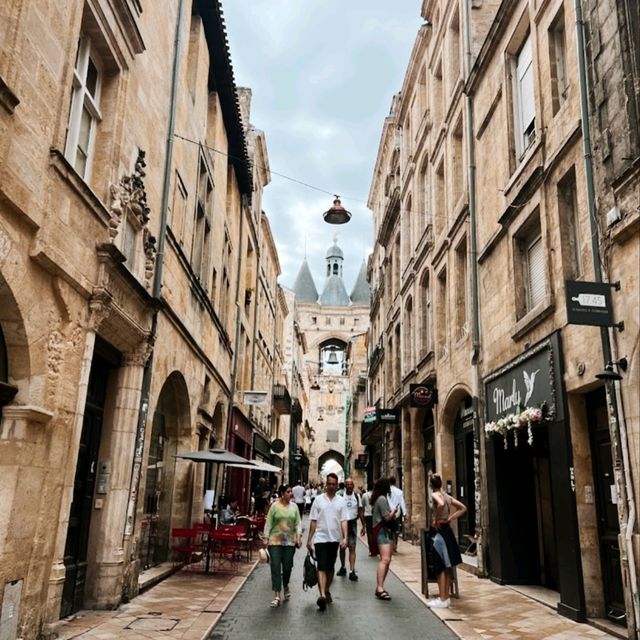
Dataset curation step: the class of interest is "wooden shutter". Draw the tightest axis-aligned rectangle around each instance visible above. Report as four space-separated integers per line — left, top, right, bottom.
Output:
527 235 545 308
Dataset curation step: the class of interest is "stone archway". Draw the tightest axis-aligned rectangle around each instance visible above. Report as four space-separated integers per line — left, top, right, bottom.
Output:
317 449 345 483
139 371 191 568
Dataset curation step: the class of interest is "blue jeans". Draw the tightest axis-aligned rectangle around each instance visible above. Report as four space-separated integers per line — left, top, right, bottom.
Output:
268 545 295 592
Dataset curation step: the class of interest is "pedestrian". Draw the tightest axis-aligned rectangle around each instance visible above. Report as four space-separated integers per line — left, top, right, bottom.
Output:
253 477 268 515
292 480 306 519
388 476 408 551
370 478 397 601
220 497 239 524
361 482 374 554
306 472 348 611
336 477 365 581
426 473 466 609
263 484 302 608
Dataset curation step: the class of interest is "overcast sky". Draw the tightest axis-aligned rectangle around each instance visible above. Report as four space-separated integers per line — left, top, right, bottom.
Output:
222 1 422 292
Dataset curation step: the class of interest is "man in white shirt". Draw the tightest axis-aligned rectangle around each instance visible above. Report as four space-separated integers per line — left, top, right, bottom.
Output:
292 481 306 518
306 472 348 611
388 477 408 551
336 478 365 581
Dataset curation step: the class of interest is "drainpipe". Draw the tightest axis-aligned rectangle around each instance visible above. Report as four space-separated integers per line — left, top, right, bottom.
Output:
123 0 185 541
574 2 638 634
462 0 486 577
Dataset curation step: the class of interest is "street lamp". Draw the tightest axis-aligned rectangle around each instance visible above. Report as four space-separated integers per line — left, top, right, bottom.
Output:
323 197 352 225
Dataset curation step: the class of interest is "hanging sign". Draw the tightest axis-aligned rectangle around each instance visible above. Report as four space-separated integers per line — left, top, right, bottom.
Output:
244 390 268 405
362 406 377 424
377 408 399 424
565 280 614 327
409 384 438 408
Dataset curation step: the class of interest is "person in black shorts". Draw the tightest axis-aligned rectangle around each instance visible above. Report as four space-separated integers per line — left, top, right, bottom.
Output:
306 473 348 611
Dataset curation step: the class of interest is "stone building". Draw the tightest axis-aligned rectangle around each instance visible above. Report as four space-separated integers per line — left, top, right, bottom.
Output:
0 1 286 637
290 238 370 487
368 0 638 635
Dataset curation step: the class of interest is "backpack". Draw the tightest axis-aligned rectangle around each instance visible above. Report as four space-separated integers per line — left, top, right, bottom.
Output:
302 551 318 591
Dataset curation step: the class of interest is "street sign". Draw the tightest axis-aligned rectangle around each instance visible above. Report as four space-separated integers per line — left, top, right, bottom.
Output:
565 280 614 327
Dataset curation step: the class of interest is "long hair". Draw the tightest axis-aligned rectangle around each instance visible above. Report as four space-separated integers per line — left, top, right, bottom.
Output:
371 477 391 506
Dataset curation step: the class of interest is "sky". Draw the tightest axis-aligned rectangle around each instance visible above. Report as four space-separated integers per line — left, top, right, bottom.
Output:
222 1 423 292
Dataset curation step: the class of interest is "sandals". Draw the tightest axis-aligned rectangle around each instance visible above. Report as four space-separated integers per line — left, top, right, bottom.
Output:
283 587 291 601
270 596 281 608
375 589 392 600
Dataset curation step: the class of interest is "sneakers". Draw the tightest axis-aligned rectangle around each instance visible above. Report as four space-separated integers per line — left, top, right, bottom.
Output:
337 566 347 577
427 598 450 609
316 596 327 611
348 571 358 581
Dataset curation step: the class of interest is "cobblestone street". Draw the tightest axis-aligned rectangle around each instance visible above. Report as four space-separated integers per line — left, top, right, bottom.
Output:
208 539 456 640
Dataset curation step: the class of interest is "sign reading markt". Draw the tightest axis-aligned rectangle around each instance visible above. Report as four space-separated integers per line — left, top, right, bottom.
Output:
565 280 615 327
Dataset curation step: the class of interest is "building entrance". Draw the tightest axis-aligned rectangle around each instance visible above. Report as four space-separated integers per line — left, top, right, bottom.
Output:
454 399 475 548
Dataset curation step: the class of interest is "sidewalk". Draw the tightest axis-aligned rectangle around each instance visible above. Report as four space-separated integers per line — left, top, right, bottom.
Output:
386 534 621 640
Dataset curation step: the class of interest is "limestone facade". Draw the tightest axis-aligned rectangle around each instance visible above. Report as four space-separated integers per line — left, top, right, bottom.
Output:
0 2 286 638
368 0 638 633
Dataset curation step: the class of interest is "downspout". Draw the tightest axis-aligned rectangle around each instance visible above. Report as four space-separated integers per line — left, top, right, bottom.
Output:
124 0 185 541
574 2 639 634
462 0 485 577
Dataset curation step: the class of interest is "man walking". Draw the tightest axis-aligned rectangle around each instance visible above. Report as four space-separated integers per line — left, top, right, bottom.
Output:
336 478 364 581
292 480 306 519
388 476 408 552
306 472 348 611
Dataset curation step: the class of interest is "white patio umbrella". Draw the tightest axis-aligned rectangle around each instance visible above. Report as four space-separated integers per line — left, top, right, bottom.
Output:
227 459 283 474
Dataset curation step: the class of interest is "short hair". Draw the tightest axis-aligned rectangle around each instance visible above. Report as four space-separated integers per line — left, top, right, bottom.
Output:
429 473 443 490
326 472 339 482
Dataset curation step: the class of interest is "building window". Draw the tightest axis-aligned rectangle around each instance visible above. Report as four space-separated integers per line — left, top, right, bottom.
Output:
192 157 213 284
557 167 582 279
418 157 430 230
514 214 546 316
447 8 461 97
512 33 536 159
455 237 468 339
432 60 444 127
549 8 568 115
437 268 447 359
65 36 102 179
170 171 188 247
435 159 445 236
451 117 464 205
403 298 414 370
420 271 431 356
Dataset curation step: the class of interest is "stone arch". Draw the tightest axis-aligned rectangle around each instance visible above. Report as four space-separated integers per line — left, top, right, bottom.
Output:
317 449 345 483
0 273 30 402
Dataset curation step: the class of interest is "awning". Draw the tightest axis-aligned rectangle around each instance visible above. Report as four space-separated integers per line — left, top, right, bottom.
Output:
175 448 251 464
227 459 283 473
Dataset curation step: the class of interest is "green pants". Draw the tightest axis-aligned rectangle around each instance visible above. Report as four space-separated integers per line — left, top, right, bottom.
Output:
268 545 295 592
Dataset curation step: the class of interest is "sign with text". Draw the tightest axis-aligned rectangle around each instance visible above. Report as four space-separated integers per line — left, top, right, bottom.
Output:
565 280 614 327
409 384 438 408
377 407 399 424
484 334 563 424
362 406 377 424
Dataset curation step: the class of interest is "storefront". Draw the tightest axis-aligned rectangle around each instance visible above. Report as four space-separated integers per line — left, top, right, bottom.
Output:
226 408 252 511
484 331 585 621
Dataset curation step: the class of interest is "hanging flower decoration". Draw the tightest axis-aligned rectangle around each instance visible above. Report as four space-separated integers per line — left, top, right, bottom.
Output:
484 402 552 449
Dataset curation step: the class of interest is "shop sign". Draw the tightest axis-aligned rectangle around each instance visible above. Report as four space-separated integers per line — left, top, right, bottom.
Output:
362 406 377 424
485 334 563 423
244 390 268 405
565 280 615 327
409 384 438 408
377 407 399 424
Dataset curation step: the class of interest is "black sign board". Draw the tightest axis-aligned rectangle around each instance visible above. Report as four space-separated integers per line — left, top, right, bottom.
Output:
377 408 399 424
565 280 614 327
409 384 438 408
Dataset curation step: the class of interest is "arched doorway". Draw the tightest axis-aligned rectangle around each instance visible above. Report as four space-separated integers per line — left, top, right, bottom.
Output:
453 396 475 546
317 449 345 483
139 372 190 569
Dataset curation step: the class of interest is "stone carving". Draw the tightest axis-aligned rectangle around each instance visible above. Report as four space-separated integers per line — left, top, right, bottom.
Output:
108 150 157 290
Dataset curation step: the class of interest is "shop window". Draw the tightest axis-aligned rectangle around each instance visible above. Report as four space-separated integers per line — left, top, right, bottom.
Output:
65 36 103 180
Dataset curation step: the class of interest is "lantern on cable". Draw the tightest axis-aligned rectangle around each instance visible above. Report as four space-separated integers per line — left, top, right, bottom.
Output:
323 196 351 225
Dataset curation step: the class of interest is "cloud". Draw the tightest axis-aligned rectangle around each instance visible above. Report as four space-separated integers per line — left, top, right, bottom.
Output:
223 0 421 289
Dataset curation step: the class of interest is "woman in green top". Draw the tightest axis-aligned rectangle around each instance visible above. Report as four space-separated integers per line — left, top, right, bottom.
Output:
263 484 302 607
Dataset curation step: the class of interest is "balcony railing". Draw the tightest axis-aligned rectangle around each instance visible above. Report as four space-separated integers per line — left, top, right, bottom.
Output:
272 384 291 415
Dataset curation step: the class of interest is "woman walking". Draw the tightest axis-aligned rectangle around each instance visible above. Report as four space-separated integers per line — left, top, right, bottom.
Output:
370 478 397 601
263 484 302 607
427 473 467 609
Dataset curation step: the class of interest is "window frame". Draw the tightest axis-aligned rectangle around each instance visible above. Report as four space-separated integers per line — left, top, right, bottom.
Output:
65 36 103 180
511 32 536 160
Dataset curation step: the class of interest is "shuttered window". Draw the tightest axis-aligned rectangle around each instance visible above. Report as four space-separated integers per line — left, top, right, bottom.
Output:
526 234 545 309
513 34 536 158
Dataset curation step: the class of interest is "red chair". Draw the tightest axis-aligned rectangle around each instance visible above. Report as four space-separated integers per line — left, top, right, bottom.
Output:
209 529 241 573
170 527 202 570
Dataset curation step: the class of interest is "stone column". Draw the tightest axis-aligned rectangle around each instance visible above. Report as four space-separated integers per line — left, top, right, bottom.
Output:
409 410 426 532
84 346 146 608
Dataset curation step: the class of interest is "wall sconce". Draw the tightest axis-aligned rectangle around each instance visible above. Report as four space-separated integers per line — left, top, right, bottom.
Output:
310 378 320 390
595 357 628 381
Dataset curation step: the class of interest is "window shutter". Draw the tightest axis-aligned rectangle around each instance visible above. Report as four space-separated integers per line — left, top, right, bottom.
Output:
527 235 545 308
516 35 535 152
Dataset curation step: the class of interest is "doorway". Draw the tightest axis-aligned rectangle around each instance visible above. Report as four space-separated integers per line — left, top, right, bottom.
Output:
587 388 626 625
454 399 475 547
61 343 117 618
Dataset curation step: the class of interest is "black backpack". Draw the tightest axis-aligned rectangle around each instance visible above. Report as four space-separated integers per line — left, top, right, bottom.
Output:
302 550 318 591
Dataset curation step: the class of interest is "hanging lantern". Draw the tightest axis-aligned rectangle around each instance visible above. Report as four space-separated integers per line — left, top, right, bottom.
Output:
323 196 351 224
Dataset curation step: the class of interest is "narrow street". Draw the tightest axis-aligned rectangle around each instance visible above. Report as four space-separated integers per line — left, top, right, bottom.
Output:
209 538 456 640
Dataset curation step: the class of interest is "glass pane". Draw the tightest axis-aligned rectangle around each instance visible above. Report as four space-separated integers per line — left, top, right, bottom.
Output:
86 57 99 98
78 105 92 153
74 148 87 176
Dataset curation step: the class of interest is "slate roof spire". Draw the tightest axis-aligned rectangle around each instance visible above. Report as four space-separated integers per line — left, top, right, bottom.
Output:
350 261 370 305
319 237 351 306
292 258 318 302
